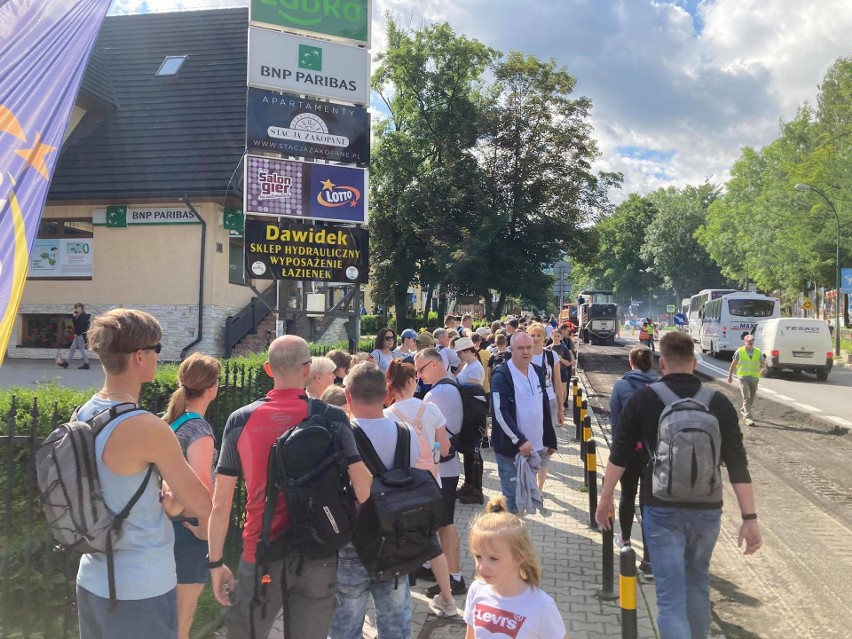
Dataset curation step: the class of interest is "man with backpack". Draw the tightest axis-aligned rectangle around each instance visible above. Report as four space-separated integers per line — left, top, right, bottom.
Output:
46 309 212 639
207 336 372 639
328 362 425 638
489 332 557 514
596 331 762 639
415 348 467 597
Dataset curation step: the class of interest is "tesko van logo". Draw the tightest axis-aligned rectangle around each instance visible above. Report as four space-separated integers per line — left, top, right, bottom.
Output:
299 44 322 71
317 177 360 208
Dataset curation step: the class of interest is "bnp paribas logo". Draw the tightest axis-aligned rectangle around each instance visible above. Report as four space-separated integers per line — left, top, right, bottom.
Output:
298 44 322 71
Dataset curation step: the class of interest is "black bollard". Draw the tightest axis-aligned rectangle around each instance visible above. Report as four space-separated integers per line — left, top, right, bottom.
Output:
582 414 591 487
597 518 617 601
574 386 583 439
587 440 598 530
620 546 638 639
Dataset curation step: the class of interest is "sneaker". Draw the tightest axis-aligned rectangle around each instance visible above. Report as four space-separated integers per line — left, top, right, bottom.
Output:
459 489 485 505
615 536 631 550
57 361 69 369
414 565 436 582
746 418 755 427
638 560 653 580
429 594 459 618
456 484 476 500
426 576 466 598
78 363 90 370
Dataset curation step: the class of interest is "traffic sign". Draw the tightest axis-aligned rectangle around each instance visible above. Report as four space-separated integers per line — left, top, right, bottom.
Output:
801 298 815 311
666 304 676 313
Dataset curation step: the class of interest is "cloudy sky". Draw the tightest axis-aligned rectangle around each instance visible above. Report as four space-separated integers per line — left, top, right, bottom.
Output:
108 0 852 201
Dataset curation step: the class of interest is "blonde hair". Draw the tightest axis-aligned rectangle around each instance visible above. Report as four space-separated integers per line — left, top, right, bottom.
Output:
320 384 347 408
309 356 336 381
86 309 162 374
163 353 221 423
527 322 546 336
469 496 542 589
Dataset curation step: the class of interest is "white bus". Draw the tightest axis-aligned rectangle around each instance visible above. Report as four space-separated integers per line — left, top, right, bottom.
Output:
699 292 780 357
688 288 740 343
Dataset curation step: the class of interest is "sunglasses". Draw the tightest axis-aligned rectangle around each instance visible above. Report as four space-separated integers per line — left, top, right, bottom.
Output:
129 343 161 354
384 335 396 341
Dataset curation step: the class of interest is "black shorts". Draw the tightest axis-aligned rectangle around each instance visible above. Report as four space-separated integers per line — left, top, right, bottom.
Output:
439 475 459 527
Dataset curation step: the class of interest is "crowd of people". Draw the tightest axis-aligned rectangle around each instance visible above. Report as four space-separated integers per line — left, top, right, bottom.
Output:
68 308 760 639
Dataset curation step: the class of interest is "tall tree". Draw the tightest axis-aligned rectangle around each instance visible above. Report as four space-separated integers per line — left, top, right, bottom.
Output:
473 52 620 318
369 16 498 328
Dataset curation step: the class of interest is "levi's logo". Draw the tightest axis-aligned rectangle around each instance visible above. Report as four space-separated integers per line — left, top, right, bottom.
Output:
473 604 526 637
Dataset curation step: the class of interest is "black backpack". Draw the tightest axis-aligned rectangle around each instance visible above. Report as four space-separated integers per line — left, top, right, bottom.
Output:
256 399 357 565
434 377 488 455
490 350 510 371
351 423 443 583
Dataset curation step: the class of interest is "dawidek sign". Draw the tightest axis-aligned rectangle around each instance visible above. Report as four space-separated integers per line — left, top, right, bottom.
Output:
244 218 369 283
248 26 370 104
247 88 369 164
250 0 370 47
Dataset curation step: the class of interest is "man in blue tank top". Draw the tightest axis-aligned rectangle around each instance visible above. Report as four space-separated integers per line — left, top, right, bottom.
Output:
75 309 211 639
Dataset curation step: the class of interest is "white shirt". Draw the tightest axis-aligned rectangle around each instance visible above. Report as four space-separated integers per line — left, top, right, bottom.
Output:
424 381 463 478
463 579 566 639
507 359 545 451
531 352 556 401
385 397 446 486
456 359 485 386
350 417 420 469
438 345 461 372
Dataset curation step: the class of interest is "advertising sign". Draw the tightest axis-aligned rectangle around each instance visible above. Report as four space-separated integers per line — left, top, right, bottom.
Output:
97 206 199 226
244 217 369 283
29 238 93 278
247 27 370 104
244 154 367 224
250 0 370 47
842 268 852 294
247 88 369 164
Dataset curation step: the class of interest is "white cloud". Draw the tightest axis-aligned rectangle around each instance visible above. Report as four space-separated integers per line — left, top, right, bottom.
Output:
111 0 852 201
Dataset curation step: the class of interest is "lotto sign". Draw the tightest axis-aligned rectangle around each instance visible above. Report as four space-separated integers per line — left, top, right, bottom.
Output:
250 0 370 47
247 27 370 104
243 154 367 224
244 218 369 283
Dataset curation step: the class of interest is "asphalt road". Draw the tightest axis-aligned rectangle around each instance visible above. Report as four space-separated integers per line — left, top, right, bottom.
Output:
579 339 852 639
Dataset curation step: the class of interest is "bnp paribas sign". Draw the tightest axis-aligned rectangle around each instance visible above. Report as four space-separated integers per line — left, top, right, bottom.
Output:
248 27 370 104
251 0 370 47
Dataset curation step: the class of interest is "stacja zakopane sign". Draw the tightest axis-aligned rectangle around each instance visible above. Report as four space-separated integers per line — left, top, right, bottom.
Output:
247 26 369 104
243 154 367 224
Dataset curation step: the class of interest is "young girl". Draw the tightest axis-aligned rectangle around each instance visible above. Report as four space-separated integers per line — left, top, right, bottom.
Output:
464 497 568 638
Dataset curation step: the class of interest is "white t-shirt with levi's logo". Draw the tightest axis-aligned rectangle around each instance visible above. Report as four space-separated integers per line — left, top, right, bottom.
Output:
463 579 566 639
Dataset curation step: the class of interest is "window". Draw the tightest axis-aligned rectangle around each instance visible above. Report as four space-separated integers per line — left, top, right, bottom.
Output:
37 218 93 238
229 232 244 285
156 55 187 76
20 314 74 348
728 299 776 318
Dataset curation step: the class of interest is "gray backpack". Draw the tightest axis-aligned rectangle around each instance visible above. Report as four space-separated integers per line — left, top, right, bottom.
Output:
36 402 153 601
647 383 722 503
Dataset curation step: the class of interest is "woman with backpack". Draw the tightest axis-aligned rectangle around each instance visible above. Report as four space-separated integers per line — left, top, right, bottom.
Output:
384 360 458 617
163 353 221 639
609 345 656 576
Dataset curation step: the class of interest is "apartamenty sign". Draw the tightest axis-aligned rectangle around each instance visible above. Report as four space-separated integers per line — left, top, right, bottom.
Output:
244 217 369 283
250 0 370 47
247 88 369 164
244 154 367 224
247 26 370 104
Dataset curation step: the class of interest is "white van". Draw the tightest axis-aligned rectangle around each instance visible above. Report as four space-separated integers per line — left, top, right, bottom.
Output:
751 318 833 381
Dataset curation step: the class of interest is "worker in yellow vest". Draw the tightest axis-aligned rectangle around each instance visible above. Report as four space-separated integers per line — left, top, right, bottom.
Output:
726 333 768 426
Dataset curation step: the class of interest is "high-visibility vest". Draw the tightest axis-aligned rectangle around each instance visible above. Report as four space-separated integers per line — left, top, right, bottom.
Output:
736 347 762 378
638 325 650 340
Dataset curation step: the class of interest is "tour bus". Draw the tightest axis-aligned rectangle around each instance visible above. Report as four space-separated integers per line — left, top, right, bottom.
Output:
688 288 740 343
699 292 780 357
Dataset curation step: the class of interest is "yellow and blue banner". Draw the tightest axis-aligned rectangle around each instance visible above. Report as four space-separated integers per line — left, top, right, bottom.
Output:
0 0 112 363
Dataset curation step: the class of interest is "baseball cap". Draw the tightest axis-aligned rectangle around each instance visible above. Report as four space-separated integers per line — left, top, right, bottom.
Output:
400 328 418 340
476 327 490 337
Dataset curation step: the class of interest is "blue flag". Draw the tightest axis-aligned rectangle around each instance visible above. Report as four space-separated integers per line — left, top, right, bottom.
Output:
0 0 112 363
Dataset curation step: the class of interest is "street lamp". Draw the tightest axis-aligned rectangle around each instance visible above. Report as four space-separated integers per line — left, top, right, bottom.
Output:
794 183 841 356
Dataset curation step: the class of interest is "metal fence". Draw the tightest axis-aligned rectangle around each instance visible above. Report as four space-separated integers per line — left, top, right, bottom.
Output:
0 362 267 639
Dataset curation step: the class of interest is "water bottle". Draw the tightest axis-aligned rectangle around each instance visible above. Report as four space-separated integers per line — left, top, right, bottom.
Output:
432 441 441 464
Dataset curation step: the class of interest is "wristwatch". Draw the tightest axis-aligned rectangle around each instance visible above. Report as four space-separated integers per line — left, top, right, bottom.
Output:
206 555 225 569
741 513 758 521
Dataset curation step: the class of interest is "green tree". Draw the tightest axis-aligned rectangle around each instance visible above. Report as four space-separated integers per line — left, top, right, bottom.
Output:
473 52 620 318
369 16 498 328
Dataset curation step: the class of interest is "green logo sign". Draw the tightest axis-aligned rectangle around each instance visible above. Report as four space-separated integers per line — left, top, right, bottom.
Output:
106 205 127 228
666 304 676 313
298 44 322 71
251 0 369 45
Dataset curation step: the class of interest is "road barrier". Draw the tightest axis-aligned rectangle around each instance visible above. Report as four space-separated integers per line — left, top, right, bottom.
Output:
620 546 638 639
597 518 618 601
587 439 599 530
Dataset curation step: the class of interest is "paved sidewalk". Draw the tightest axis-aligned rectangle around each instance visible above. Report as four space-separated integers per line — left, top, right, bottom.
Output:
0 357 103 391
223 410 660 639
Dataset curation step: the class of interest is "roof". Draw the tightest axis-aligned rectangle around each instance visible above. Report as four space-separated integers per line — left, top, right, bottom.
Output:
49 8 248 201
